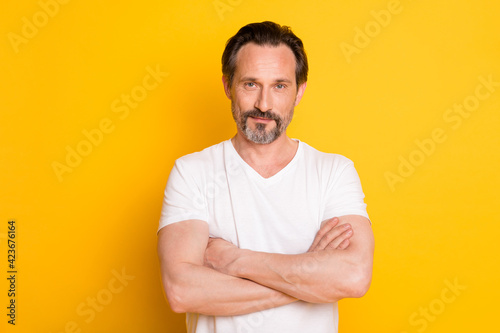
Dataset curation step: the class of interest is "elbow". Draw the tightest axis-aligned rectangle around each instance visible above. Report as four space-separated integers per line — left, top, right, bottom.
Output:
342 266 372 299
164 279 192 313
314 267 372 303
165 283 186 313
160 263 205 314
347 277 371 299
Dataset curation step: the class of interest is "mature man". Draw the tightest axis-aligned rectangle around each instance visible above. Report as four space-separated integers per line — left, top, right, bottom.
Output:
157 21 374 332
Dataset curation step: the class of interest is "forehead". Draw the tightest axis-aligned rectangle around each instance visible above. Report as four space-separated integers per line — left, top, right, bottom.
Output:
234 43 296 81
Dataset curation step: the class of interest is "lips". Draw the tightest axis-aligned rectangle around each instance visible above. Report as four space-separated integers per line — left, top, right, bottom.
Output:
242 109 279 126
250 116 273 122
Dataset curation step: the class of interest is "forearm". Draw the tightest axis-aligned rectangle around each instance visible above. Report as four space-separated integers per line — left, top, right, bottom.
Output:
227 247 370 303
164 262 296 316
158 220 295 316
207 215 374 303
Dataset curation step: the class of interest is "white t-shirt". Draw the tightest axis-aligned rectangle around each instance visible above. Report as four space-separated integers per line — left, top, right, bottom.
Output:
158 139 369 333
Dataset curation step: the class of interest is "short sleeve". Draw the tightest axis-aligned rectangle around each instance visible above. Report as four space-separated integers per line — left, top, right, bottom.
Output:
157 159 209 232
322 160 370 222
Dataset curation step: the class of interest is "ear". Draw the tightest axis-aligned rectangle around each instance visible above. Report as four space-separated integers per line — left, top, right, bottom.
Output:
222 76 232 100
294 82 307 106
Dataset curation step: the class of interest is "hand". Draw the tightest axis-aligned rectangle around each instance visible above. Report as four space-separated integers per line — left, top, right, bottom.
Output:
204 237 240 275
307 217 353 252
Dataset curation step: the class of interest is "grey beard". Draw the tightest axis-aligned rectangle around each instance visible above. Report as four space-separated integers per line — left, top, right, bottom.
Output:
244 122 281 144
232 105 294 144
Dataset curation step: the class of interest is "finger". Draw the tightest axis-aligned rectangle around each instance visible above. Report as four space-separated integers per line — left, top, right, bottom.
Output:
308 217 339 251
322 227 352 250
325 229 353 250
203 250 213 268
308 221 335 251
315 223 352 251
206 238 215 248
207 237 225 247
320 217 339 229
336 238 350 250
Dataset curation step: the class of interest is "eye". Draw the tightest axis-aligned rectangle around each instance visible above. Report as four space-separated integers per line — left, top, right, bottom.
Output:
276 84 286 89
244 82 256 88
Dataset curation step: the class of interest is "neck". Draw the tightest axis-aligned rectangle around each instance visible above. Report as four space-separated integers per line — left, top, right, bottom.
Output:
231 131 298 177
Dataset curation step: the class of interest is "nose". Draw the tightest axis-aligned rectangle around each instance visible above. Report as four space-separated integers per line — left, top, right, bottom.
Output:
254 87 273 112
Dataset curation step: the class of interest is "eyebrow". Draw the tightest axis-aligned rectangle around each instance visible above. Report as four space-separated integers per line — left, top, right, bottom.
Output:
239 77 293 84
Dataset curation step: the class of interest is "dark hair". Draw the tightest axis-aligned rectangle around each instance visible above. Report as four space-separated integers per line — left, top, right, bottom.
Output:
222 21 308 88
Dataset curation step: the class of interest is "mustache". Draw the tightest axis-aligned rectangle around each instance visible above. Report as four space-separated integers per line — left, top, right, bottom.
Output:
242 109 280 121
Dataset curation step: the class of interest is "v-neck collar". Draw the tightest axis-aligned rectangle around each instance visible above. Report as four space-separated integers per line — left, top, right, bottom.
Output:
225 138 302 183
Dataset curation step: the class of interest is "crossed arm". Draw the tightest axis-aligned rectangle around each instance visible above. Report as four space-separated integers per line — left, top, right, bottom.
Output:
157 214 374 316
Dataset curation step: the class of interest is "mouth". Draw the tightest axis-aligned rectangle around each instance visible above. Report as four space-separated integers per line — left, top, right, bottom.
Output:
250 116 273 123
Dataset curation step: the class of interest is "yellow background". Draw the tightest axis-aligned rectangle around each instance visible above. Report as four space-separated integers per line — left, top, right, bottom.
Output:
1 0 499 332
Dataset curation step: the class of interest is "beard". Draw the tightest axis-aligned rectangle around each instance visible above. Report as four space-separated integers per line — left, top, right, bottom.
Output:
231 104 294 144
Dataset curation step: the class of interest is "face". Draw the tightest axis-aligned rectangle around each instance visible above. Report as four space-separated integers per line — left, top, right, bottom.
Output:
223 43 306 144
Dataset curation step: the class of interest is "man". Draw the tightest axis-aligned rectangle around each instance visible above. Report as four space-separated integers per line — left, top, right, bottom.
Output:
157 21 374 332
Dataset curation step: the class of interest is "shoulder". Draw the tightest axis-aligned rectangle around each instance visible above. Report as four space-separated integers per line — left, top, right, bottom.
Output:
174 140 228 170
298 140 361 187
300 140 354 170
166 140 229 190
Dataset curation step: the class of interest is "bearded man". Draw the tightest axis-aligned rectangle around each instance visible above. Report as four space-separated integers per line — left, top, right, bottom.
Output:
157 21 374 333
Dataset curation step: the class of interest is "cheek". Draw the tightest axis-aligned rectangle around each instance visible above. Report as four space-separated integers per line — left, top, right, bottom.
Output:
276 93 296 110
235 93 255 110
